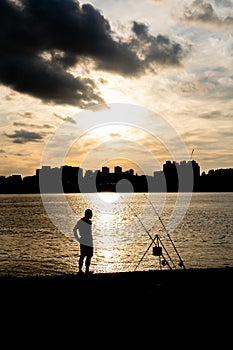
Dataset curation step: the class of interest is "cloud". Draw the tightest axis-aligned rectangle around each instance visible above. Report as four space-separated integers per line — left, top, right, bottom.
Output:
182 0 233 28
13 152 31 157
183 0 218 23
132 21 149 39
53 113 77 124
18 112 34 119
4 129 44 143
131 21 185 66
4 92 17 101
198 111 233 119
213 0 233 8
13 122 54 129
109 133 122 138
0 0 187 108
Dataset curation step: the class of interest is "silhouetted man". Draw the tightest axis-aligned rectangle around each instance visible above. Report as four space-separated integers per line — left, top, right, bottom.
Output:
73 208 93 274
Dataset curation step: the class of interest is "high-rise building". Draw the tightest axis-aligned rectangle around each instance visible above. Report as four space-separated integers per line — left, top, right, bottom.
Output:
102 166 109 175
114 166 122 174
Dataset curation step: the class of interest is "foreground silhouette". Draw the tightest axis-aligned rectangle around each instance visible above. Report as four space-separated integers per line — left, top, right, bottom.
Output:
73 208 94 274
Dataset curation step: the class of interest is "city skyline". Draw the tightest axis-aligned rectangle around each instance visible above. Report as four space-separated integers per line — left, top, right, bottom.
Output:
1 1 233 177
1 158 232 194
2 157 232 179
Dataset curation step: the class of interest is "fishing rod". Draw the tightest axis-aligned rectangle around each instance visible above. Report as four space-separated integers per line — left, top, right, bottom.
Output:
144 194 185 269
133 236 157 271
122 198 156 243
120 196 175 271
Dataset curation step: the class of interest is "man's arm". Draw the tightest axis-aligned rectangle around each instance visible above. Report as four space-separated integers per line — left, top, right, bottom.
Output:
73 221 80 242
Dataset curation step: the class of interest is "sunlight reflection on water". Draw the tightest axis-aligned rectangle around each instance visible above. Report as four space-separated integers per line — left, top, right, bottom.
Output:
0 193 232 277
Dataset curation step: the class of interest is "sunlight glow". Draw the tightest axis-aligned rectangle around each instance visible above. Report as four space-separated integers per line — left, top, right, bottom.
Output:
97 192 120 203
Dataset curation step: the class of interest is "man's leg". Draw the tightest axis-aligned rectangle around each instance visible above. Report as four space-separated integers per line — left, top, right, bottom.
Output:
79 254 84 273
85 256 91 273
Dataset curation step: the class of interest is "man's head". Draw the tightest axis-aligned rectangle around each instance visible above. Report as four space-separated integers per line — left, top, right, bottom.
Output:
85 208 93 219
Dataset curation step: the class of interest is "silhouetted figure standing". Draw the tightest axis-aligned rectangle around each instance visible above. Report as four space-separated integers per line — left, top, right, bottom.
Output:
73 209 93 274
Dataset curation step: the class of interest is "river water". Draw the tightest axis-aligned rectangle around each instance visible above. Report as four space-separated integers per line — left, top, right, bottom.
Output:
0 192 232 277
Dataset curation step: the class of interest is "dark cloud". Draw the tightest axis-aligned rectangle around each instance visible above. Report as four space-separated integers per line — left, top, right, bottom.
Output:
0 0 112 107
4 129 44 143
0 0 186 108
131 21 184 66
145 33 184 66
132 22 149 39
0 52 105 107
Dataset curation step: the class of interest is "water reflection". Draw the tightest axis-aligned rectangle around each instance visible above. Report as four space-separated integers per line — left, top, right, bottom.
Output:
0 193 232 277
97 192 120 203
95 247 125 273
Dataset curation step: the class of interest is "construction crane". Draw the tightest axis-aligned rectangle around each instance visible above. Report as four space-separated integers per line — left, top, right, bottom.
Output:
190 148 195 160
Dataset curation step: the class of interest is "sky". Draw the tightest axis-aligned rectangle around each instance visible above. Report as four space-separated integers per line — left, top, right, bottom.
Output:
0 0 233 177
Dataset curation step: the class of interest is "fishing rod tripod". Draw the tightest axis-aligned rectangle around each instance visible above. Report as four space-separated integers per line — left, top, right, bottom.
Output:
153 235 170 270
122 194 186 271
134 230 183 271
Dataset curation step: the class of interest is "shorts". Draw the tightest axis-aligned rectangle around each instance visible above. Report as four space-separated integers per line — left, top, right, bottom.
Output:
80 244 93 257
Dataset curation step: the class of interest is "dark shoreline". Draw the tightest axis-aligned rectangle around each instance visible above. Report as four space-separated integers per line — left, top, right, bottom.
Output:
1 267 232 302
1 267 232 332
